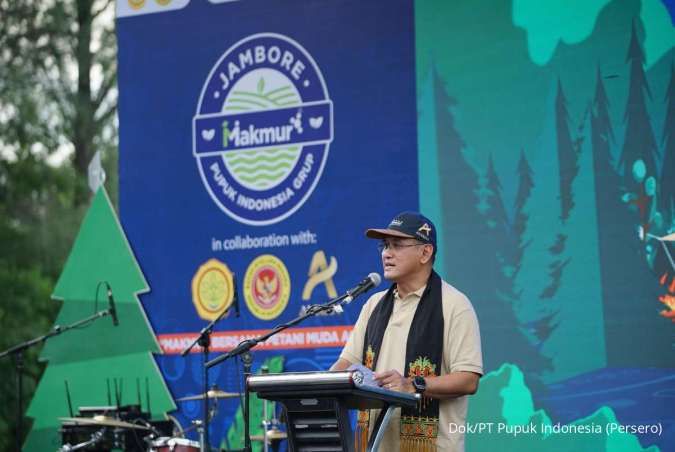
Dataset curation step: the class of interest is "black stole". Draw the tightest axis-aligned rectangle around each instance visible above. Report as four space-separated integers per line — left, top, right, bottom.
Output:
357 271 444 451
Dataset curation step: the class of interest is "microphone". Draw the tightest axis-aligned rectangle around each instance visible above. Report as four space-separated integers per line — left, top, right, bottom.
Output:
232 275 240 318
106 283 119 326
344 273 382 304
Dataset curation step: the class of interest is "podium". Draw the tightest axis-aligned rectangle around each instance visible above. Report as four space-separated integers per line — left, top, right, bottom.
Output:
248 370 419 452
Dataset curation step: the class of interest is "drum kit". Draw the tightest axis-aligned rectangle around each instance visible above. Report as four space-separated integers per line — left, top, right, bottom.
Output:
57 388 287 451
57 406 184 452
170 387 288 452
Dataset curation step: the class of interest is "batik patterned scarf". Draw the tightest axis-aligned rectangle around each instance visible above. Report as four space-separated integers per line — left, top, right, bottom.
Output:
357 271 444 452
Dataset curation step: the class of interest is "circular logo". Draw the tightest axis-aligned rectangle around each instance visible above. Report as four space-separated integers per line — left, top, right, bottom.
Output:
244 254 290 320
193 33 333 225
128 0 145 9
191 259 235 320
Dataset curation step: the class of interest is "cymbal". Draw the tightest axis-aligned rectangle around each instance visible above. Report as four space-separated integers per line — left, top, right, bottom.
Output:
59 415 150 430
175 390 241 402
251 429 287 441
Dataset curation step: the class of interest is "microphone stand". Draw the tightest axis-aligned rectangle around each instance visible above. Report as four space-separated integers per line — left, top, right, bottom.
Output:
205 291 356 452
181 297 237 452
0 307 116 452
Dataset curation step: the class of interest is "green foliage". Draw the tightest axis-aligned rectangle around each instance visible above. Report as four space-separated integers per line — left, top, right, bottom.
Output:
0 1 119 450
0 267 54 451
0 154 86 451
0 0 118 201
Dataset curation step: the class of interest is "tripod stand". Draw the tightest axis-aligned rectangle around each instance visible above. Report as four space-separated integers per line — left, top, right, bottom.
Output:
181 291 237 451
0 306 117 451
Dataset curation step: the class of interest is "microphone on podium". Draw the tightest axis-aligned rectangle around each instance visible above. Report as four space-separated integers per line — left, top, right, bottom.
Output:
344 273 382 304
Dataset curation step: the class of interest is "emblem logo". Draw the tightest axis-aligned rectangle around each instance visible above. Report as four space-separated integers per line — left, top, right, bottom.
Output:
193 33 333 225
417 223 432 237
191 259 235 320
244 254 291 320
302 250 338 300
128 0 145 9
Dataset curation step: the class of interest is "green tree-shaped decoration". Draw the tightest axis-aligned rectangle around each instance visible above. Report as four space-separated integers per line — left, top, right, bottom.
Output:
23 188 175 451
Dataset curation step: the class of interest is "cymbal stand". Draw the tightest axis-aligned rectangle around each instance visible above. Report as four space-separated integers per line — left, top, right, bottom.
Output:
181 295 236 452
242 350 253 452
58 428 106 452
260 366 270 452
193 419 205 452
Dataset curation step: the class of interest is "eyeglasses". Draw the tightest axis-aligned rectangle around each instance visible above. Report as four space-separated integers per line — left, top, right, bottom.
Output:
377 241 425 253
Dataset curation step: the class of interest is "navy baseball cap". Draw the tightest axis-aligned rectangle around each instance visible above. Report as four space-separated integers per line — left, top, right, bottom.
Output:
365 211 437 249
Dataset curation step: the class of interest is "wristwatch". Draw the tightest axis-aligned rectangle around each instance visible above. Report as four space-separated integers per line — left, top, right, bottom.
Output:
412 376 426 394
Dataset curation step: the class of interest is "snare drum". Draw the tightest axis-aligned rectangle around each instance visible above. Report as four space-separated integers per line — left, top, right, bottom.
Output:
150 436 200 451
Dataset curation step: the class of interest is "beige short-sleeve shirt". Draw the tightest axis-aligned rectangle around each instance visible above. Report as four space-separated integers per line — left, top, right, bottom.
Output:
339 279 483 452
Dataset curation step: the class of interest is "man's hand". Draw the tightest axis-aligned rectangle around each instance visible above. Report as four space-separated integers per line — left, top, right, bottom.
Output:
373 369 414 393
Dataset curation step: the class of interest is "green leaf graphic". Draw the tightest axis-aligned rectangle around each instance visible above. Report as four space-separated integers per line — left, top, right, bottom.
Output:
257 77 265 94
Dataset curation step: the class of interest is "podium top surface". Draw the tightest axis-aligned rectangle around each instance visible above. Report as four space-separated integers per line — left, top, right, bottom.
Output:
248 370 419 409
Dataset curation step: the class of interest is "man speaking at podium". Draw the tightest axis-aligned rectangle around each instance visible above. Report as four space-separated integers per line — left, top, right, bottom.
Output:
332 212 483 451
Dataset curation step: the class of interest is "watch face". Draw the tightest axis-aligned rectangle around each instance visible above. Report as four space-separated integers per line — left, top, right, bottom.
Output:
414 376 426 392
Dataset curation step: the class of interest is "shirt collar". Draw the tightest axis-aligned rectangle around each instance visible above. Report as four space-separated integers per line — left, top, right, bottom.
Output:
394 284 427 301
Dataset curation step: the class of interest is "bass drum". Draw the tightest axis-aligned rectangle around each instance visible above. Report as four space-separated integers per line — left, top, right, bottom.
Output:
150 436 200 451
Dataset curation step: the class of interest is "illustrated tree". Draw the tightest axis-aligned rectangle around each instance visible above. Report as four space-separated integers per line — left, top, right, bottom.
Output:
429 64 547 376
483 153 523 306
512 82 564 377
660 62 675 226
539 80 579 302
23 188 175 451
512 149 534 275
555 79 579 222
538 235 569 301
540 111 607 380
484 154 514 276
429 64 482 290
590 67 663 366
618 21 659 191
508 149 557 384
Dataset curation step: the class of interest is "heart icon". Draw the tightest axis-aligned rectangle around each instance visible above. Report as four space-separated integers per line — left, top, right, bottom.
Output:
202 129 215 141
309 116 323 129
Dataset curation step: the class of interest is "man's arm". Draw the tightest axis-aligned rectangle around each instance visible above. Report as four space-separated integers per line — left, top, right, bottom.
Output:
329 358 354 371
423 371 480 398
373 369 480 398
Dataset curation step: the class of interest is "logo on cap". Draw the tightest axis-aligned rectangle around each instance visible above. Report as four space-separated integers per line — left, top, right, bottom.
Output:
418 223 432 238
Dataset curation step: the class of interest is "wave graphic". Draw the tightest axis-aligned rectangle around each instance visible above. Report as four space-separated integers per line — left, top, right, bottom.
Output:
224 146 300 189
226 150 297 166
229 161 293 174
222 79 301 190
